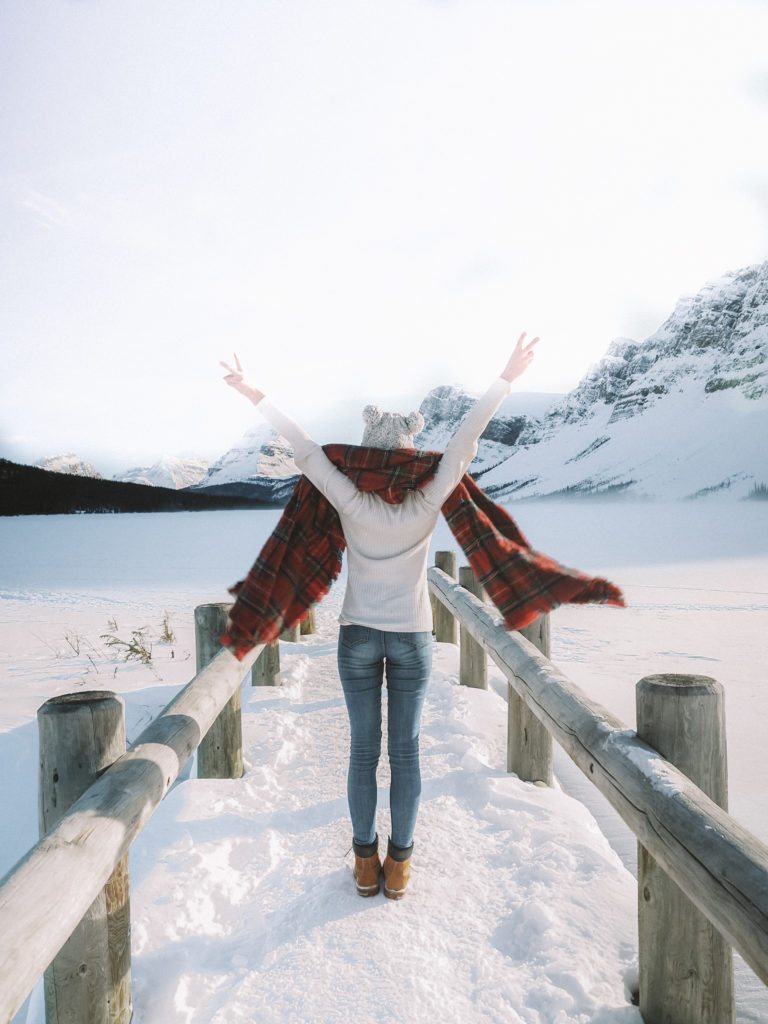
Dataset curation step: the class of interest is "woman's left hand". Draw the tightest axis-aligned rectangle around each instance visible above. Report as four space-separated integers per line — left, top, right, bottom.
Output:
220 352 264 403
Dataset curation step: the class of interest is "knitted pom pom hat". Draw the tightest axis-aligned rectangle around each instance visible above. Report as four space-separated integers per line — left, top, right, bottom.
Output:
361 405 426 449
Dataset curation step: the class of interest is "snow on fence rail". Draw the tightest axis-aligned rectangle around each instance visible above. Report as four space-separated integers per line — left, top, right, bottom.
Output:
0 554 766 1023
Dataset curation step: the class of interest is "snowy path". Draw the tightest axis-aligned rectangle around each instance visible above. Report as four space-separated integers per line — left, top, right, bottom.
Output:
118 603 641 1024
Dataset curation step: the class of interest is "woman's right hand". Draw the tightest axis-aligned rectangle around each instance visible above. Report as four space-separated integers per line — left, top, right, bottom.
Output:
501 332 539 382
220 352 264 403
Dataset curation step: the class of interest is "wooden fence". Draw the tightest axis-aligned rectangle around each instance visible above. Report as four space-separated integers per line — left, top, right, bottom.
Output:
429 550 768 1024
0 604 314 1024
0 552 766 1024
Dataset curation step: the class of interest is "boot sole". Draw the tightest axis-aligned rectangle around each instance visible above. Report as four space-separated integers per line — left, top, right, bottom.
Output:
383 885 407 899
354 867 382 896
355 882 380 896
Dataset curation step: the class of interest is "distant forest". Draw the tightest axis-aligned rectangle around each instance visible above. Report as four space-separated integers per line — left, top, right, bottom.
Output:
0 458 287 516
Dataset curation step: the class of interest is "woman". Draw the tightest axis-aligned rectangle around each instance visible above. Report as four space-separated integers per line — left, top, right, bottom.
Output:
220 332 539 898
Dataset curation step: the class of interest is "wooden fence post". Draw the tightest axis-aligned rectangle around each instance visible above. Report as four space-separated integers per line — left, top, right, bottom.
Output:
279 622 300 641
507 614 553 785
299 605 316 635
433 551 457 643
195 603 243 779
251 640 281 687
458 565 487 689
37 691 131 1024
636 673 734 1024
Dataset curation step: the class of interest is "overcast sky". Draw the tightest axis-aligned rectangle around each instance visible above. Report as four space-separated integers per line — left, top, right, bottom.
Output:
1 0 767 475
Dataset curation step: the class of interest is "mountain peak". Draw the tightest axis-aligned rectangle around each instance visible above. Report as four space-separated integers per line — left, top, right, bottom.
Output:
36 453 103 478
484 259 768 500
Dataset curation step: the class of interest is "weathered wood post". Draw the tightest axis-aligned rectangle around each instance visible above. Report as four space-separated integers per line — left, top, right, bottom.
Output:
37 691 131 1024
458 565 487 689
433 551 457 643
299 605 316 635
251 606 307 689
507 614 553 785
196 603 243 778
251 639 281 687
636 674 734 1024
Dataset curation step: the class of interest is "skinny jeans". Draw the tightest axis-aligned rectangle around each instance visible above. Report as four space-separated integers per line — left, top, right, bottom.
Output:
336 624 433 850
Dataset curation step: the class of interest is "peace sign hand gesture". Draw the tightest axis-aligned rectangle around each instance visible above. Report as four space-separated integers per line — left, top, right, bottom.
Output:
219 352 264 403
501 332 540 383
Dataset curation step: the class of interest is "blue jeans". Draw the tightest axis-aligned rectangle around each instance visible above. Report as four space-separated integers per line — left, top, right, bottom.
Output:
337 624 433 850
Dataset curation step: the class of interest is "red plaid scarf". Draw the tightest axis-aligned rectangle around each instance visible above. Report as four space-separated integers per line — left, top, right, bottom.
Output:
219 445 626 661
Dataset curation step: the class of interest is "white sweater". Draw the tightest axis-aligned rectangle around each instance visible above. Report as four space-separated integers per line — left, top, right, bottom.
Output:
255 375 513 632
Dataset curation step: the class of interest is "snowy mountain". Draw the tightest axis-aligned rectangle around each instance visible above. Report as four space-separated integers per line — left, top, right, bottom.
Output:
34 453 211 491
188 260 768 503
191 420 303 502
113 455 210 490
475 261 768 501
416 387 562 475
35 453 103 478
192 390 563 502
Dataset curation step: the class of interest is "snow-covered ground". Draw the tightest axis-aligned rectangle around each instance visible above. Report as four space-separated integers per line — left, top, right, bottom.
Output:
482 378 768 501
1 500 766 1022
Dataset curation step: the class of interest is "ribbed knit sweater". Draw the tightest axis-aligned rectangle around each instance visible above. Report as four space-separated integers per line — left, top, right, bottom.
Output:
255 375 513 632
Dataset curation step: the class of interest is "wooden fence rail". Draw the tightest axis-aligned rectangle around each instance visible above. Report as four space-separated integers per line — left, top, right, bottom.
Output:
427 558 768 1023
0 600 312 1024
0 624 266 1022
1 551 766 1024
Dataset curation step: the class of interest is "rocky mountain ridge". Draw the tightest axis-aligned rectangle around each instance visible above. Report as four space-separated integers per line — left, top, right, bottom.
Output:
531 262 767 440
114 455 210 489
483 260 767 499
36 453 103 478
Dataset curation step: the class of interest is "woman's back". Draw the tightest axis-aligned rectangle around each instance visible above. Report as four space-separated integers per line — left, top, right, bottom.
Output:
336 489 442 629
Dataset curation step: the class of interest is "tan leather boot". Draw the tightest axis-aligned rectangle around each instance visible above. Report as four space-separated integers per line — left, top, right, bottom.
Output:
352 835 382 896
382 835 413 900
